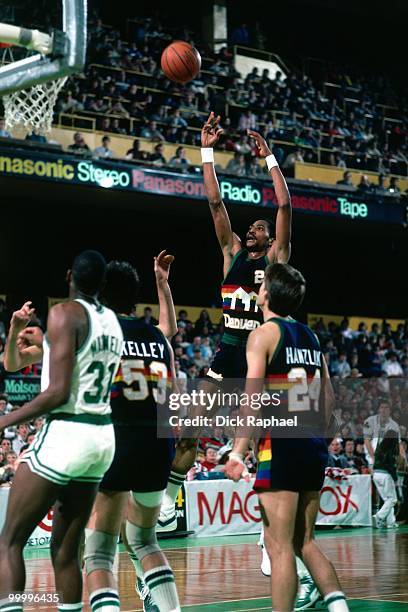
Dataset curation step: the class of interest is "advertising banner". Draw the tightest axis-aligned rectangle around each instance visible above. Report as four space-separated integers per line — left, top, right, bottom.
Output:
0 148 404 224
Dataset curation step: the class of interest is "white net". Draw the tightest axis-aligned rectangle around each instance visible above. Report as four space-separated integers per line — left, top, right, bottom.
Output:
3 76 67 135
1 45 67 135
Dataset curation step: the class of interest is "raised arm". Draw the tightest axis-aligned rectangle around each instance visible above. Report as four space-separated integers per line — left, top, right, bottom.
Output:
154 250 177 340
248 130 292 263
0 303 78 428
201 113 242 276
4 302 43 372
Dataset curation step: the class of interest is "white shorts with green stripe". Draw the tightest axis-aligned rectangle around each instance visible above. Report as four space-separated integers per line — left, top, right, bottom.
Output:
20 418 115 486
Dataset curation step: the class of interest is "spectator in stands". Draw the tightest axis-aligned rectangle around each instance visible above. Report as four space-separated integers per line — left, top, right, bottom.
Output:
125 139 149 161
12 423 29 455
174 360 188 393
110 118 127 135
357 174 372 191
94 135 115 159
247 157 264 177
56 90 82 114
388 176 400 194
1 439 11 453
149 142 167 166
0 118 11 138
109 99 130 118
375 174 387 193
166 109 187 129
140 120 165 142
327 438 349 468
67 132 91 154
364 400 401 466
282 148 304 175
138 307 158 325
0 451 17 484
169 146 191 169
332 352 351 378
200 446 219 472
336 171 353 187
383 352 404 377
343 439 360 471
225 152 246 176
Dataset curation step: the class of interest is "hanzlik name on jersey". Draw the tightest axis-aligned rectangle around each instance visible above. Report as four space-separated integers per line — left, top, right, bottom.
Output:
286 347 321 367
223 313 261 330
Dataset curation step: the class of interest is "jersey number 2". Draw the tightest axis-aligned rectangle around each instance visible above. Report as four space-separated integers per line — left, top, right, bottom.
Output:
287 367 321 412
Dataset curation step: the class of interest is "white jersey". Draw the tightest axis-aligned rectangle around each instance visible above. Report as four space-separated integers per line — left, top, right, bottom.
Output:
41 298 123 417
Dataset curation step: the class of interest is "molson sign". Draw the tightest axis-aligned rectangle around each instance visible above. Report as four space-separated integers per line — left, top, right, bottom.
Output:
0 149 404 224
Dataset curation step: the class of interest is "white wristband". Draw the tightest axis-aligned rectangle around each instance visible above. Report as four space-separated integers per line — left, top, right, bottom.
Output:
201 147 214 163
229 451 244 463
265 154 278 171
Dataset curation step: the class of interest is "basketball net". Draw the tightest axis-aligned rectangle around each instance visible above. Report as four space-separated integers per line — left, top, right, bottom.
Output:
0 43 67 136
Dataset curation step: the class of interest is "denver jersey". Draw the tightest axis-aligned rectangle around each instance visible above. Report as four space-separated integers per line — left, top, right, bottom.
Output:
263 317 323 425
41 299 123 417
221 249 268 347
110 317 172 426
256 317 327 491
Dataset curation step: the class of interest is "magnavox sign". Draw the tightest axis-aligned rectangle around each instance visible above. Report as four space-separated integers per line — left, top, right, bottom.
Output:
0 147 405 224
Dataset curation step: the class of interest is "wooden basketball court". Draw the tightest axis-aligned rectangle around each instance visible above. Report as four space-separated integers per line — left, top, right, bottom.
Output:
23 526 408 610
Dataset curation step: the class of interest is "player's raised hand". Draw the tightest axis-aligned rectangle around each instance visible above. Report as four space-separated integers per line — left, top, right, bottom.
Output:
201 111 224 147
10 301 35 333
17 326 44 349
247 130 272 158
154 250 175 284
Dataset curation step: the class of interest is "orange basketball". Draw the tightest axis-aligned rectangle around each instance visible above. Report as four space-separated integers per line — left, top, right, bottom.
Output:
161 41 201 84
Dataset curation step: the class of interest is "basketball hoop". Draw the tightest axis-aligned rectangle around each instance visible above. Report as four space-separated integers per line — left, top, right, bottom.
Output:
0 43 67 135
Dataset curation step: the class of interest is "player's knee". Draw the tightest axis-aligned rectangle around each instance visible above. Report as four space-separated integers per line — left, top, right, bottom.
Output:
83 528 118 575
176 438 197 453
125 520 160 562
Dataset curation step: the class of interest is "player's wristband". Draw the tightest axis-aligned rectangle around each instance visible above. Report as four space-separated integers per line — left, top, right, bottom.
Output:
201 147 214 163
229 451 244 463
265 154 278 171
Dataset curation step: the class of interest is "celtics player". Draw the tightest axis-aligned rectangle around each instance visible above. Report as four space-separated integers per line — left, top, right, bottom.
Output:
84 252 180 612
0 251 123 612
225 263 348 612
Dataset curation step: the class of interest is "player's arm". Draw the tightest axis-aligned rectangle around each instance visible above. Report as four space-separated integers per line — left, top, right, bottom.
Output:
202 113 242 275
165 337 180 395
248 130 292 263
4 302 43 371
225 323 281 481
0 303 78 428
363 418 374 462
154 250 177 339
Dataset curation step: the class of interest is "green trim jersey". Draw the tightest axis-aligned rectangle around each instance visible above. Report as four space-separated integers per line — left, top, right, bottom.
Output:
41 298 123 417
221 249 269 347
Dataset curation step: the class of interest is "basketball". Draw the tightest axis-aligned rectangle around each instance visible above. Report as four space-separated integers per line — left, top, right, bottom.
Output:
161 41 201 84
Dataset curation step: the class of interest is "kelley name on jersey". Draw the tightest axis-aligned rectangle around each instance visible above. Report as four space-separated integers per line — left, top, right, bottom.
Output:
122 340 166 360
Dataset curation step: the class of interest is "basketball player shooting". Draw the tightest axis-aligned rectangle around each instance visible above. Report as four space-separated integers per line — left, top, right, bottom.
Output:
158 112 292 526
158 113 319 609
